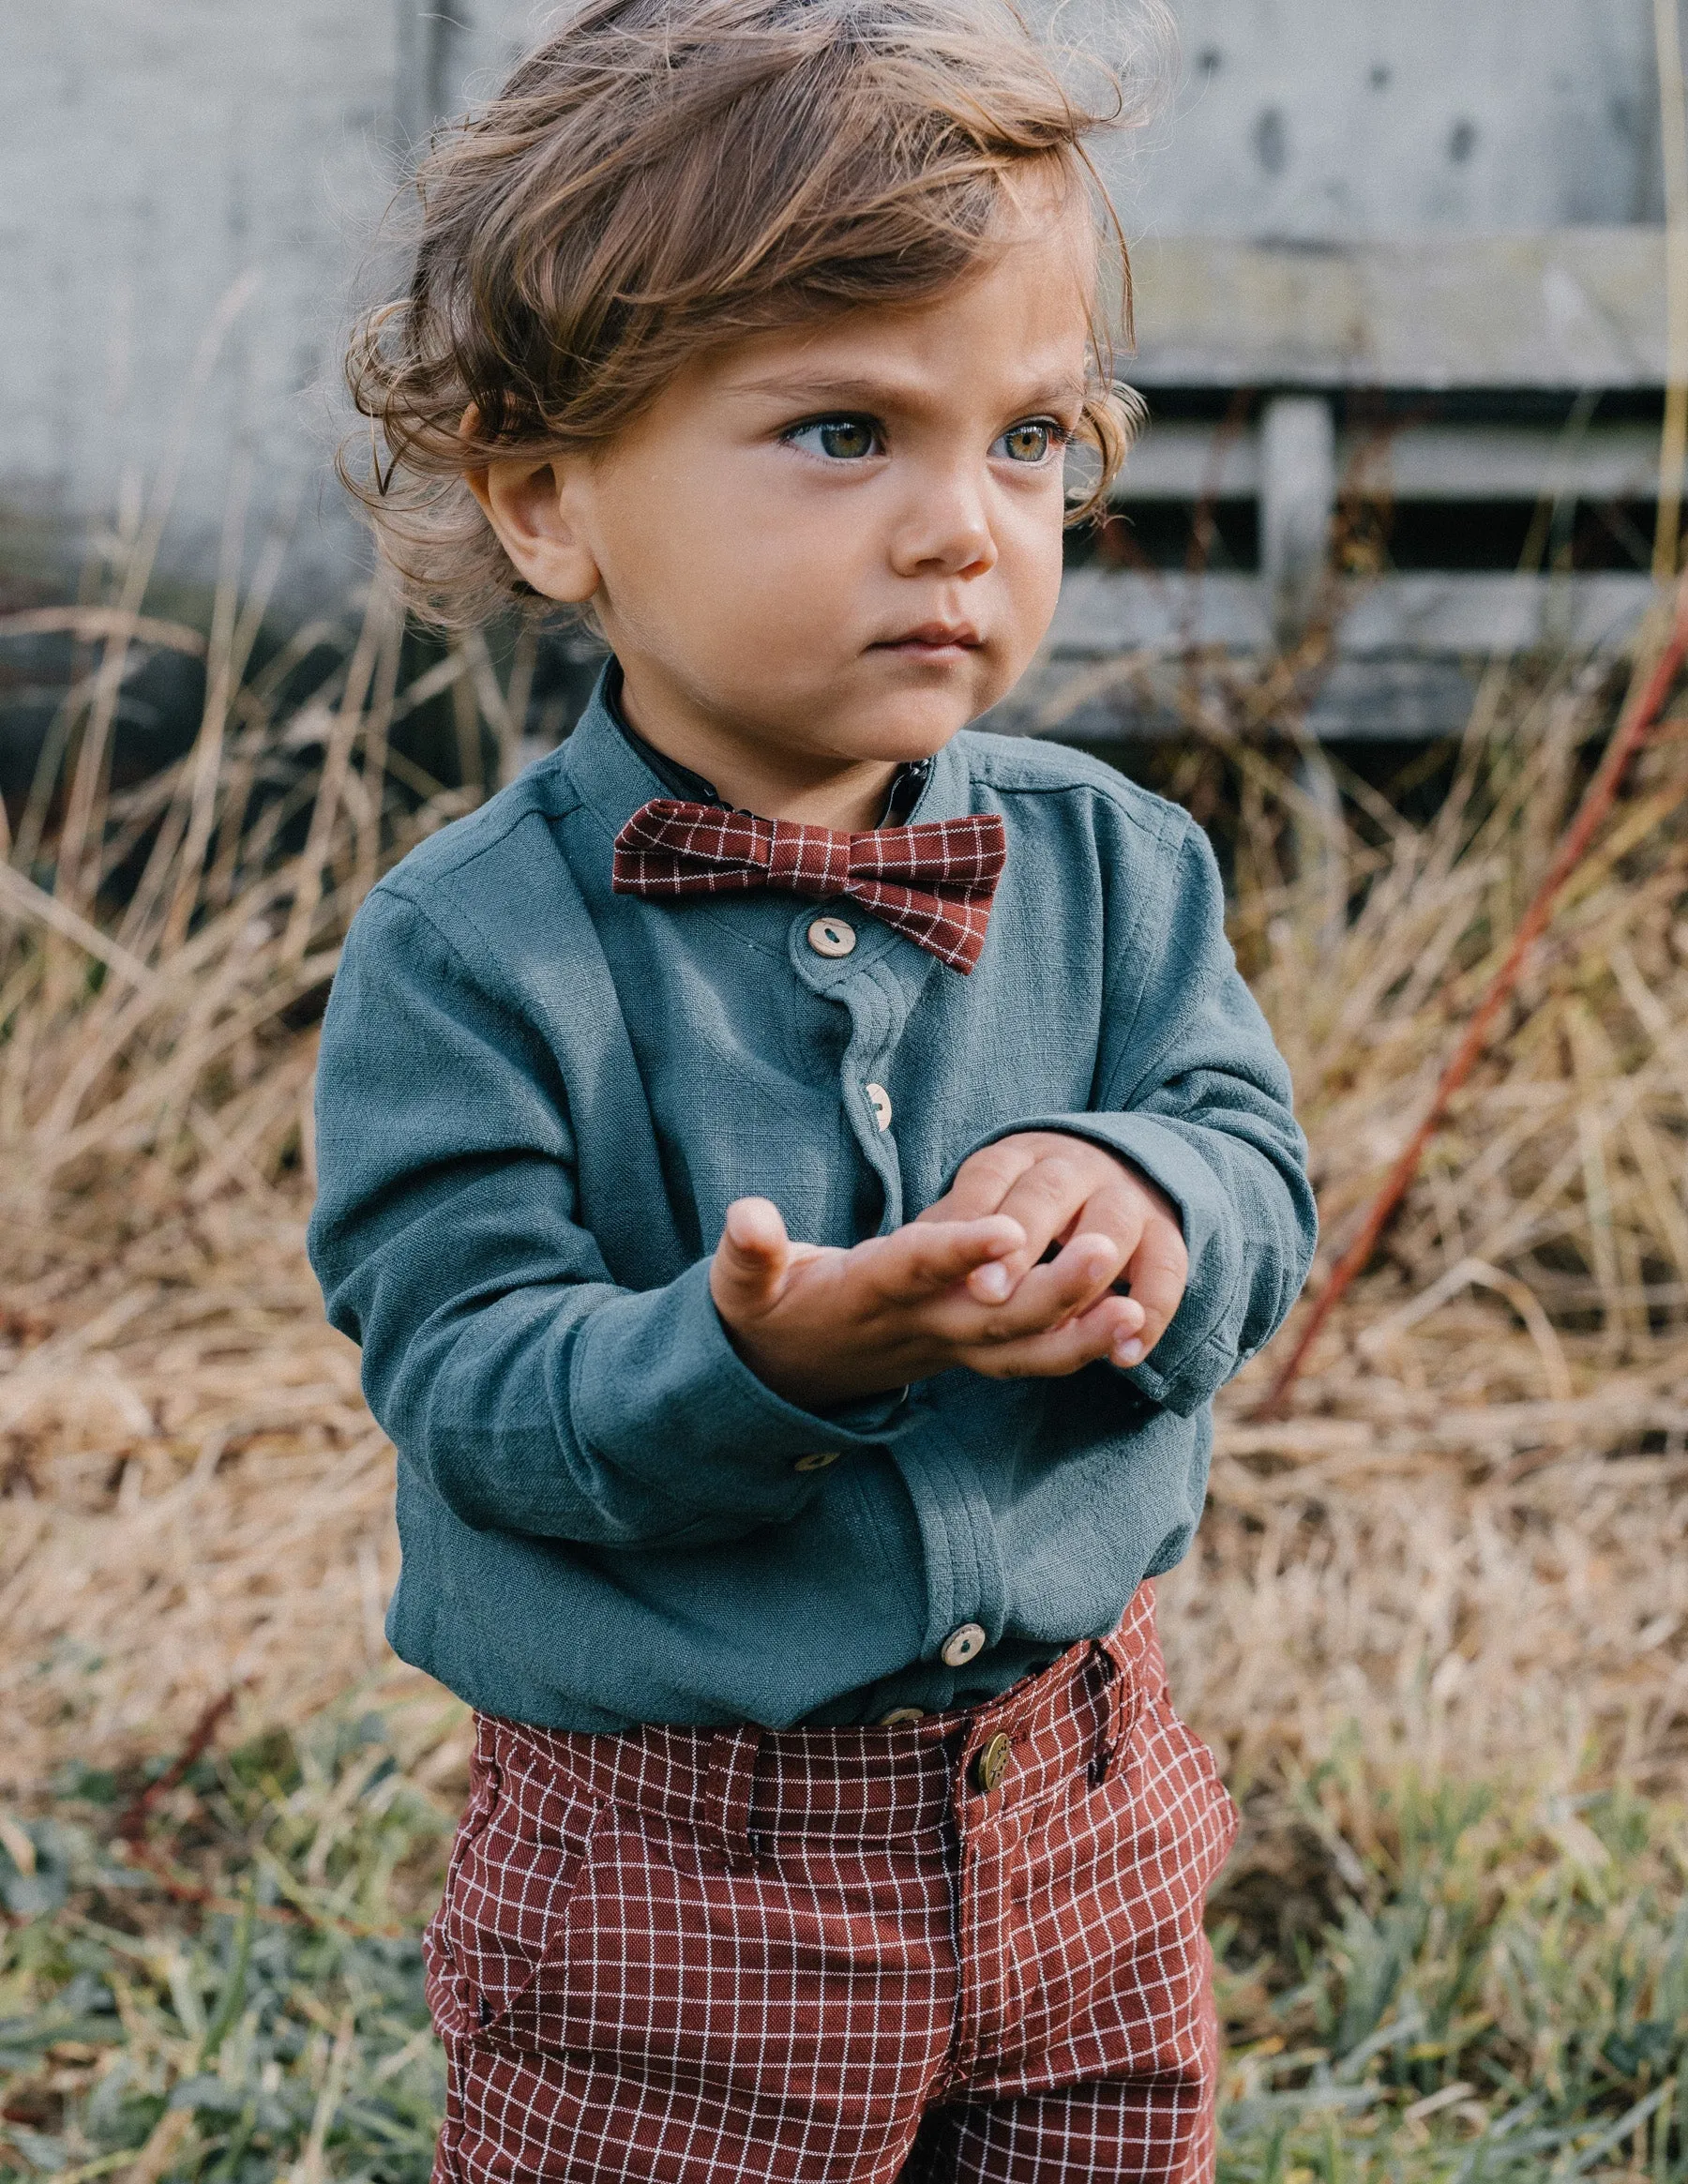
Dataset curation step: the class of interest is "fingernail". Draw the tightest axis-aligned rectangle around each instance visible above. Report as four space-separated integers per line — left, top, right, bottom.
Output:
1115 1338 1144 1366
972 1262 1012 1303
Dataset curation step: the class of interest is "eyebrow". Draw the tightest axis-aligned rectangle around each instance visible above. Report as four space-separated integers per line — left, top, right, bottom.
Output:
730 370 1088 414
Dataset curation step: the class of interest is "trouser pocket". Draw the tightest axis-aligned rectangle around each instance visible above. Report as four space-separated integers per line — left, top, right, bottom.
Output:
424 1736 605 2041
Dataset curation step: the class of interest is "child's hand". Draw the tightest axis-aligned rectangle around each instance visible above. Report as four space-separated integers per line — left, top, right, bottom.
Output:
917 1132 1187 1370
710 1194 1150 1410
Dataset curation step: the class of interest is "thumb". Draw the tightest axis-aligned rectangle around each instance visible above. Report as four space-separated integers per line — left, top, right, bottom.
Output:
711 1197 792 1323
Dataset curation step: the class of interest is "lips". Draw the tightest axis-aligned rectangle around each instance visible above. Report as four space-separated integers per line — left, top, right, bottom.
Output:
875 622 983 652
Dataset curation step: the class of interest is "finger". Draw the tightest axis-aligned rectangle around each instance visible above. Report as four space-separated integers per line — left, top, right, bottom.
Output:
915 1139 1041 1227
971 1153 1126 1299
1112 1215 1190 1366
971 1174 1151 1304
961 1291 1142 1379
710 1197 792 1321
860 1216 1026 1307
959 1231 1141 1340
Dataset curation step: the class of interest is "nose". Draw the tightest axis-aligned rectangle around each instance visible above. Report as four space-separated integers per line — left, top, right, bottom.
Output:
887 464 998 581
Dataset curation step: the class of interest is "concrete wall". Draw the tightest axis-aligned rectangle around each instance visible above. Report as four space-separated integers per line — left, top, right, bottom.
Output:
1 0 540 607
0 0 1677 610
1115 0 1666 239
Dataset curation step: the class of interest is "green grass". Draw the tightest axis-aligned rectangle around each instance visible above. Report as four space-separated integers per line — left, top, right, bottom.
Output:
1213 1763 1688 2179
3 1710 1685 2181
0 1709 453 2184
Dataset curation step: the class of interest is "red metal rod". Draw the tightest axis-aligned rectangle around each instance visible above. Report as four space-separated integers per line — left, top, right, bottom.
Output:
115 1687 238 1845
1256 576 1688 1420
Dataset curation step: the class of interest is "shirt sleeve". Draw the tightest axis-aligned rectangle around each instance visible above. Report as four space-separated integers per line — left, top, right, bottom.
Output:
949 814 1317 1416
307 887 902 1548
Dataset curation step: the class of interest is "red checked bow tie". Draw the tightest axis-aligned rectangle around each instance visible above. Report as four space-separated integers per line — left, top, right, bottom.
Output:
612 801 1008 973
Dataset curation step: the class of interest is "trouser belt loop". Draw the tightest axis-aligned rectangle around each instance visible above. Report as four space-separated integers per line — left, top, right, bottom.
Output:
1087 1634 1132 1787
701 1727 762 1875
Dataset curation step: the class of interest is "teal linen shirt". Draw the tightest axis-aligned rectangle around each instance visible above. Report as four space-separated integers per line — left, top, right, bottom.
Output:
307 675 1316 1731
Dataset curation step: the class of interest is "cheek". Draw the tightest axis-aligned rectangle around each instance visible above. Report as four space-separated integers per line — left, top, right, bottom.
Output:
671 485 869 647
994 489 1068 640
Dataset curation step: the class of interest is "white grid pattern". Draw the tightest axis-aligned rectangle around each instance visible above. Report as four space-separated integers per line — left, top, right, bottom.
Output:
424 1588 1235 2182
611 802 1009 974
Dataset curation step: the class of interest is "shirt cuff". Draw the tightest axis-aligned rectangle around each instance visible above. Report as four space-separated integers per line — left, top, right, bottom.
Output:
569 1258 908 1517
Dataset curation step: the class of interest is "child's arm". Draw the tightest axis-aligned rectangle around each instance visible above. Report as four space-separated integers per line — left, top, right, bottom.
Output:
309 887 879 1549
309 886 1141 1548
923 809 1317 1418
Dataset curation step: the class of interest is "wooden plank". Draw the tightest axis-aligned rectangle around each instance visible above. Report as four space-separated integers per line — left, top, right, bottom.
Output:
1118 422 1662 503
1125 232 1667 390
1015 656 1484 746
993 651 1485 744
1347 424 1662 501
1117 423 1260 500
1047 570 1657 659
1049 573 1269 653
1021 570 1659 741
1260 397 1337 641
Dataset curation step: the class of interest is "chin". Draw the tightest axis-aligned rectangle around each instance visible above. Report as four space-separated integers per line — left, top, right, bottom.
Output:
842 714 969 767
852 685 995 761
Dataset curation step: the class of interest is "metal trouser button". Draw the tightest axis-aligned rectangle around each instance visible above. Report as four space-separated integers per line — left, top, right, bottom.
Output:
972 1731 1012 1795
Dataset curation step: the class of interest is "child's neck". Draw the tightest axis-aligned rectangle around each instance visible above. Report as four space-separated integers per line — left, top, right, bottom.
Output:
617 676 907 833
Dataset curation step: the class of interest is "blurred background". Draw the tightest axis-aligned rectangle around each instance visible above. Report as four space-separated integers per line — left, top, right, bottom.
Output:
0 0 1675 773
3 0 1668 773
4 8 1688 2180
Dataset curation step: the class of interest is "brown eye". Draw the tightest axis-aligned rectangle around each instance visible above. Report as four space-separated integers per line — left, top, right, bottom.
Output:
996 422 1059 464
787 417 882 460
820 419 875 459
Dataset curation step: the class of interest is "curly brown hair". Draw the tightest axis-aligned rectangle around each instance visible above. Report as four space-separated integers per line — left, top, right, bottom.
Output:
343 0 1160 628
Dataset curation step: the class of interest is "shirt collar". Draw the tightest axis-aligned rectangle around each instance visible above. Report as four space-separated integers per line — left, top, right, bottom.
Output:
601 659 935 827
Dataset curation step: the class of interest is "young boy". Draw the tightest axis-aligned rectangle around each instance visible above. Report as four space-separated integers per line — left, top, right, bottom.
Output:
310 0 1316 2175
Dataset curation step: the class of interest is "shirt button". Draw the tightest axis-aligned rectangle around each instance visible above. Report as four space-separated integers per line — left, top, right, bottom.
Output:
806 915 856 958
941 1621 987 1668
865 1082 892 1132
972 1731 1012 1795
792 1450 841 1474
879 1707 927 1727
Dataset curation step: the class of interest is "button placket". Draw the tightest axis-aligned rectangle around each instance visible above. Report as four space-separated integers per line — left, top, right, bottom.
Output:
786 903 1016 1695
790 916 909 1235
841 967 907 1231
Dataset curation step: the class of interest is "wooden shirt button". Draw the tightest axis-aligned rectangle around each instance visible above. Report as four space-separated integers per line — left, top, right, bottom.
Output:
792 1451 841 1473
807 915 856 958
878 1707 927 1727
941 1621 987 1668
865 1082 892 1131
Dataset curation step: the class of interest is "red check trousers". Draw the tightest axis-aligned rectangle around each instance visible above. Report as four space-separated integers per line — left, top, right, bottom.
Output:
425 1583 1237 2183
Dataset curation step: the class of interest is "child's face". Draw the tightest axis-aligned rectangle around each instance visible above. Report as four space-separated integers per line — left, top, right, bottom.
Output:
476 186 1096 820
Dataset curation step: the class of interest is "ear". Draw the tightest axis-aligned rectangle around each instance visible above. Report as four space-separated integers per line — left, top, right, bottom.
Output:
466 455 602 606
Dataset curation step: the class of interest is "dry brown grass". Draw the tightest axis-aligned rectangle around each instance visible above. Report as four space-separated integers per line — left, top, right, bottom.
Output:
4 585 1688 1814
1167 646 1688 1803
